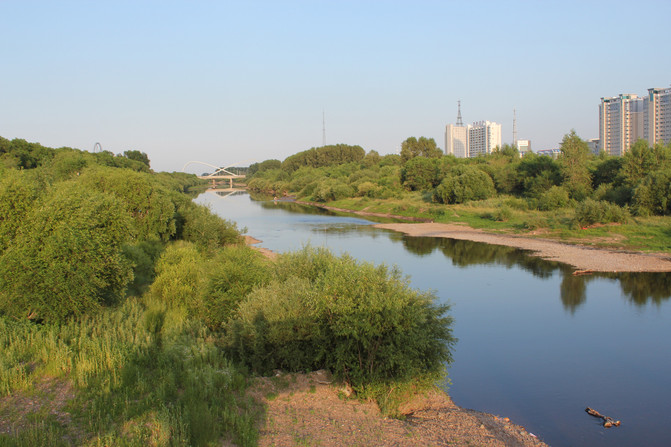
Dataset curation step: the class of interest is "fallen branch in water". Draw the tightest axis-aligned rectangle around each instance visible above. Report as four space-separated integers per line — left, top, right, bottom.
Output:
585 407 621 428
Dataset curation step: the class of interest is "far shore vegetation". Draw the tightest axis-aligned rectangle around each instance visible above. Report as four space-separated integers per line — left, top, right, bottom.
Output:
246 133 671 253
0 136 455 446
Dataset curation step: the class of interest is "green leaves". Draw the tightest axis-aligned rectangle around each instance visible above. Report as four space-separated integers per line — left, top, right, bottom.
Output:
226 247 456 391
0 182 134 322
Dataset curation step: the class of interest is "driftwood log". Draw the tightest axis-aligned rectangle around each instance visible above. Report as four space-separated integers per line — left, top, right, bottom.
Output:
585 407 621 428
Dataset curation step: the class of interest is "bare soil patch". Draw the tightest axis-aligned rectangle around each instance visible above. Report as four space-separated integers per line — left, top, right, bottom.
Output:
250 371 547 447
374 222 671 272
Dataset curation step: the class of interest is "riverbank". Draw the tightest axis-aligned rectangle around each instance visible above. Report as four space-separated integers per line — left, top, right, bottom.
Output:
242 237 550 446
373 222 671 272
251 370 548 447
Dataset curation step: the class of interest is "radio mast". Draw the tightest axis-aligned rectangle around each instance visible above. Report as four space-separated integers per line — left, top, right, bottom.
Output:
513 108 518 145
457 100 463 126
322 110 326 146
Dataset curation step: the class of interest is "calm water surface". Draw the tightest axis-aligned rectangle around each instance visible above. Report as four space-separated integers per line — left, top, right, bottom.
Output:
198 192 671 447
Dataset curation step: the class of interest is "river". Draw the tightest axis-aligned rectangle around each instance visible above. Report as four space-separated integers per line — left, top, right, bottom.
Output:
197 191 671 447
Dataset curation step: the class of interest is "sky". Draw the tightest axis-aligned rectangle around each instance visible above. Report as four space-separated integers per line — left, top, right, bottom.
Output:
1 0 670 173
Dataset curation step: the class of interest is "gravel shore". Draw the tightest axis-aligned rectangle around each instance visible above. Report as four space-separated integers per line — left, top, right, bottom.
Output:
374 222 671 272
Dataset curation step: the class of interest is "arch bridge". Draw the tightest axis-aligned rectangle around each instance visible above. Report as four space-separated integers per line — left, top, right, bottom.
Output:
183 160 254 189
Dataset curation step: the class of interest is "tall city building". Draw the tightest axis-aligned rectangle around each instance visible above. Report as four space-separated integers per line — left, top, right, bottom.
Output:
599 85 671 155
468 121 502 157
445 124 469 157
599 94 644 156
645 87 671 146
445 103 502 158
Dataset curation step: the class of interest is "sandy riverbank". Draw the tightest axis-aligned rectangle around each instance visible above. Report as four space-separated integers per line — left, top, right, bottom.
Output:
374 222 671 272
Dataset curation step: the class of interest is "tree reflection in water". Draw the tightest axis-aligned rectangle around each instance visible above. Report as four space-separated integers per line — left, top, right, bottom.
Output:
256 196 671 311
395 234 671 311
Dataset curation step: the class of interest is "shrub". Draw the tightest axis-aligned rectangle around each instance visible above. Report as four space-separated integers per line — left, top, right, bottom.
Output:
573 199 629 227
226 247 456 404
631 169 671 216
176 202 241 251
0 182 134 322
537 186 569 211
434 166 496 204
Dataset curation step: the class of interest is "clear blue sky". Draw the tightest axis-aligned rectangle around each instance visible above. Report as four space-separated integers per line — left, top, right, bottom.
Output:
2 0 670 172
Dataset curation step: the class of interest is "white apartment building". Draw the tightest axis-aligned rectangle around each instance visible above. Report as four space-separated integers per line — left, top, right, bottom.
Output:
468 121 502 157
645 87 671 146
600 86 671 155
445 120 502 158
445 124 469 158
515 139 531 156
599 94 645 156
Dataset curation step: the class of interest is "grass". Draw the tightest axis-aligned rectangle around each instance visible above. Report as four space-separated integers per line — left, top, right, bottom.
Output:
0 297 260 447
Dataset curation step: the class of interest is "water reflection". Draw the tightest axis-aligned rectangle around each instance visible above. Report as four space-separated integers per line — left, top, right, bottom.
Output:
255 197 671 310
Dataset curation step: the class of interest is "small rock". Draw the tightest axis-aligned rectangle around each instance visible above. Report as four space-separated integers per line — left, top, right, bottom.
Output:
480 424 485 429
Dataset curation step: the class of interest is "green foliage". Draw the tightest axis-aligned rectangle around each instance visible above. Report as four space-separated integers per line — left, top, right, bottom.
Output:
311 178 355 202
631 169 671 216
282 144 365 172
516 153 561 197
122 150 151 168
537 186 570 211
79 166 177 241
0 299 258 446
559 130 592 199
122 240 166 297
248 159 281 177
0 181 134 322
150 242 208 309
176 201 241 251
401 156 439 191
0 170 42 252
227 247 455 400
573 199 629 227
400 136 442 163
199 246 272 329
434 166 496 204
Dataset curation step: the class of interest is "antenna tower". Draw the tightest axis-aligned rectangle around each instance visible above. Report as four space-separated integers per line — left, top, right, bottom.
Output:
322 110 326 146
513 108 518 145
456 100 463 126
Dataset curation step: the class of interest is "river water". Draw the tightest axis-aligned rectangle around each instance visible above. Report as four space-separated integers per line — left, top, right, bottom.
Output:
197 191 671 447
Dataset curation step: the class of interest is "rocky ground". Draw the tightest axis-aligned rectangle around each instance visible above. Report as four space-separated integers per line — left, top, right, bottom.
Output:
249 370 548 447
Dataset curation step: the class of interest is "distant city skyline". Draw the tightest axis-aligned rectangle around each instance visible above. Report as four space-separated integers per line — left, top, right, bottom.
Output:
1 1 670 172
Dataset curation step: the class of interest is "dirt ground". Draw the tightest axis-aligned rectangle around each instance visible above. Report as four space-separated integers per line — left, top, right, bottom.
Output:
250 370 548 447
374 222 671 272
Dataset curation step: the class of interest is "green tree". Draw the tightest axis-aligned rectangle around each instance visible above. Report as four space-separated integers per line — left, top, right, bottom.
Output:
434 166 496 204
401 157 439 191
123 150 151 168
400 137 442 163
0 182 134 322
559 130 592 200
79 166 177 241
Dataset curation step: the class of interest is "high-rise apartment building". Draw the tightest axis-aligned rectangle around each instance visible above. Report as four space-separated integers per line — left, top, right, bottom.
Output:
599 94 644 156
645 87 671 146
468 121 502 157
445 103 502 158
600 85 671 155
445 124 469 158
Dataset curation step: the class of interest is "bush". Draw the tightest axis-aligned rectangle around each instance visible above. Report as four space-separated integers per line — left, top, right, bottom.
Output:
434 166 496 204
226 247 456 403
176 202 241 251
631 169 671 216
573 199 629 227
537 186 569 211
0 182 134 322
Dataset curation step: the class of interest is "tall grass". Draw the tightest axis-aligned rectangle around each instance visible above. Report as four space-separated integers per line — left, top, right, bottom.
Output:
0 297 258 446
